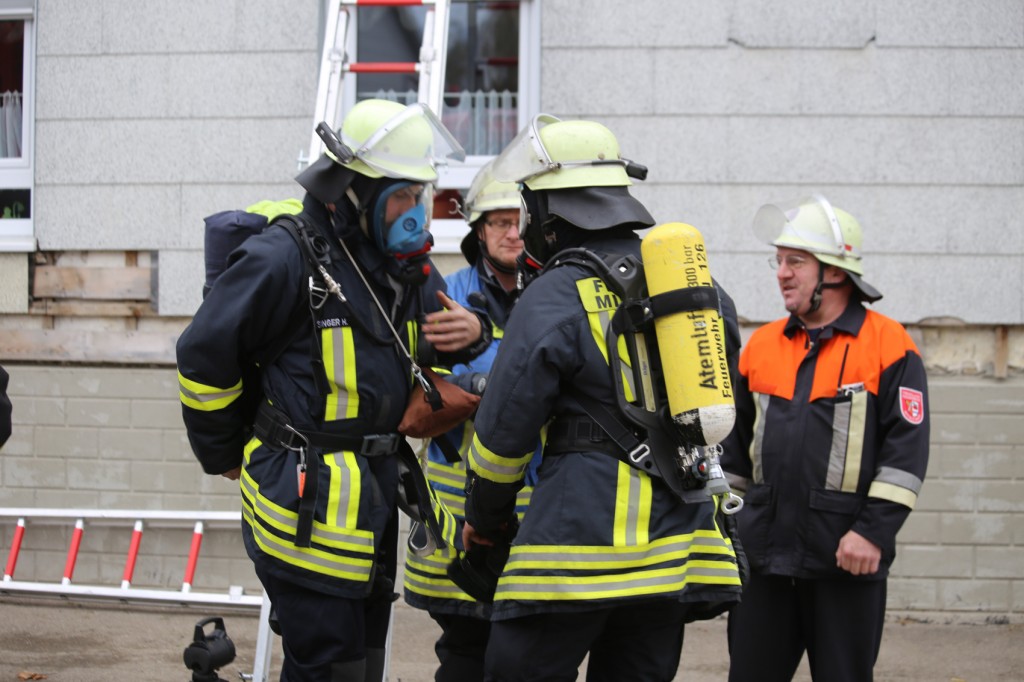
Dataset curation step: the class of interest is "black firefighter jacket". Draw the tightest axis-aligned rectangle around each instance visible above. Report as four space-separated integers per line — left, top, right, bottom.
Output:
720 301 930 580
465 233 745 621
176 197 481 597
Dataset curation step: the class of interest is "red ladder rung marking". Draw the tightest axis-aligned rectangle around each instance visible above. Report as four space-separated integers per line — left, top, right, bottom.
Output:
61 519 84 585
3 517 26 580
346 62 419 74
120 520 144 589
182 521 204 593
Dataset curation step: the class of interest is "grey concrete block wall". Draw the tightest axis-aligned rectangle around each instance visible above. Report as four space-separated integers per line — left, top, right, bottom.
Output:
32 0 321 315
19 0 1022 325
887 376 1024 617
541 1 1024 325
2 365 1023 617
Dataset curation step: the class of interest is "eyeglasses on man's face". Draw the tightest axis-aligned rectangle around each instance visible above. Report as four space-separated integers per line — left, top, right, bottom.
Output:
484 218 519 233
768 254 813 272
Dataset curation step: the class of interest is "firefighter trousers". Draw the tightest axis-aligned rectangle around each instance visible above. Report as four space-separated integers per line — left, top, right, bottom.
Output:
253 511 399 681
429 612 492 682
726 572 887 682
483 600 688 681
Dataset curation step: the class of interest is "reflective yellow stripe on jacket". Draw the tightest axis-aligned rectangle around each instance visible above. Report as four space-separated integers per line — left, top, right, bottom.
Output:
178 371 242 411
468 434 533 485
240 439 376 582
496 527 740 601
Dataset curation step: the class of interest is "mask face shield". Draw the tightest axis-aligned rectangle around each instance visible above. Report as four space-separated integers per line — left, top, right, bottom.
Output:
343 103 466 181
517 191 529 241
753 194 856 260
517 189 554 272
491 114 563 184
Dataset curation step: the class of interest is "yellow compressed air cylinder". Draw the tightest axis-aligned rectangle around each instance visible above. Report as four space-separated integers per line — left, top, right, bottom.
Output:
641 223 735 446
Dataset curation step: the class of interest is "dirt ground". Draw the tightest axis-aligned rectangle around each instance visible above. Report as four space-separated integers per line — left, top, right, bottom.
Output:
0 597 1021 681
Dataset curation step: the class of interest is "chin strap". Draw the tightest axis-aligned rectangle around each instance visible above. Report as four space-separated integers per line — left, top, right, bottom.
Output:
809 265 851 313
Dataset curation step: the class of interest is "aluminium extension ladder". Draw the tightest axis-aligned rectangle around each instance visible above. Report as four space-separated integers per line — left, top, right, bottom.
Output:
0 508 275 682
302 0 452 168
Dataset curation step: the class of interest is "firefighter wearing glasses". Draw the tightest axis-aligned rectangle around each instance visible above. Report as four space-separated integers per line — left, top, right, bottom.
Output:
177 100 489 682
721 196 930 682
461 116 744 681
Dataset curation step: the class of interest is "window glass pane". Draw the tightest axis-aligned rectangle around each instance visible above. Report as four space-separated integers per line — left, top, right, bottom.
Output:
0 20 25 159
355 2 519 156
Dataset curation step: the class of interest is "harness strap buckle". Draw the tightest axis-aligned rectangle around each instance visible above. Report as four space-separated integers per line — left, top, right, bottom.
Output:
360 433 402 457
628 442 651 465
280 423 310 452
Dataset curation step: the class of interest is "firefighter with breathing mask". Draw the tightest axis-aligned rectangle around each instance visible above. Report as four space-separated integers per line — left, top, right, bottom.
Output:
177 99 490 682
461 115 745 681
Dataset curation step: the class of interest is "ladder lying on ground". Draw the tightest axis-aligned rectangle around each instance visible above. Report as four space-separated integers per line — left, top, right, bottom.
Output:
0 508 275 682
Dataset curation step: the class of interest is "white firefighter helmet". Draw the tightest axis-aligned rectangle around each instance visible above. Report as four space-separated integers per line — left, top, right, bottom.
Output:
753 194 882 302
490 114 645 190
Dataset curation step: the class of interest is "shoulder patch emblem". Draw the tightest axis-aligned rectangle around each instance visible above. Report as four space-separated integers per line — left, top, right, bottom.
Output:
899 387 924 425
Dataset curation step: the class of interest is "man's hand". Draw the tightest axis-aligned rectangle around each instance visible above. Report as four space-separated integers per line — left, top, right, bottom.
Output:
835 530 881 575
423 291 483 352
221 466 241 481
462 521 495 552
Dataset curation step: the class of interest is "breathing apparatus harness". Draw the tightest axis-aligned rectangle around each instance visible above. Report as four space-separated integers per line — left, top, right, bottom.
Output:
545 247 742 512
249 211 453 553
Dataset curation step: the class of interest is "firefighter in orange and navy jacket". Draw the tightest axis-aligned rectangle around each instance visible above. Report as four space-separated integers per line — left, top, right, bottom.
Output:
176 100 488 682
720 195 929 682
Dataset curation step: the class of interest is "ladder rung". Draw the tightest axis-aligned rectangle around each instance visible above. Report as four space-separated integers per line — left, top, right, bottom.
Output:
341 0 436 5
346 62 420 74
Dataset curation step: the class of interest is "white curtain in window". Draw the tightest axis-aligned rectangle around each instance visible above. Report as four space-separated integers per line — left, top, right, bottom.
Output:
1 91 22 158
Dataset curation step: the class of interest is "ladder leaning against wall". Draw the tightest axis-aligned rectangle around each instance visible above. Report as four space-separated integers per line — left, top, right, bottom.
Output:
301 0 452 169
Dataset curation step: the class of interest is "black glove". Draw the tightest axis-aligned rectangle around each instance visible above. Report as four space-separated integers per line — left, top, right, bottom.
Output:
447 516 519 603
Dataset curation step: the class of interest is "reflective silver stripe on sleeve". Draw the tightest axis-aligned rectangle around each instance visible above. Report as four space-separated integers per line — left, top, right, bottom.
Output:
874 466 923 494
750 392 770 484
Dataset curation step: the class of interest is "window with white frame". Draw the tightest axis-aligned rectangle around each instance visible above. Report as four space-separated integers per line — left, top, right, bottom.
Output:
0 0 34 252
347 0 539 252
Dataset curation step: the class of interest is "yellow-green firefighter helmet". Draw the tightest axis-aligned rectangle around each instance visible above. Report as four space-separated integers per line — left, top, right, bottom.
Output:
491 114 643 190
338 99 465 182
297 99 466 205
462 160 521 224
